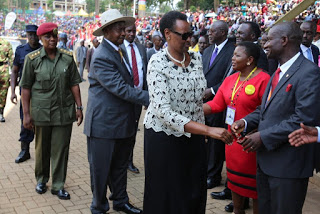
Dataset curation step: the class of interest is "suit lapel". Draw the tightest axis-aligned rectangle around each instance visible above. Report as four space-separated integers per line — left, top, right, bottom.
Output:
120 44 133 73
263 55 303 112
207 41 231 73
203 45 214 75
103 40 132 82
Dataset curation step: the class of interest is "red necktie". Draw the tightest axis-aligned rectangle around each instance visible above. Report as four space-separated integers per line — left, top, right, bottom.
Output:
267 68 281 101
129 44 139 87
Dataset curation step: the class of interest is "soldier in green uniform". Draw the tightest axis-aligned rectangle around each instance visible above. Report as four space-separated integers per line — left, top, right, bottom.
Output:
0 38 14 122
20 23 83 200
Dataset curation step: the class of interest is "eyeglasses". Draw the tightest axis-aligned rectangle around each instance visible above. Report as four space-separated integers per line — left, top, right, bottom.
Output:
171 30 193 40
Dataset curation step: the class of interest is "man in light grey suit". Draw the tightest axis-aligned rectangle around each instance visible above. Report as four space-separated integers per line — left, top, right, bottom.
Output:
76 40 87 81
231 22 320 214
120 24 148 174
84 9 148 214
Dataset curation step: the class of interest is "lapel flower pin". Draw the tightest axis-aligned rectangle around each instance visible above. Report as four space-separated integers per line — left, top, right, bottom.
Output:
286 84 292 92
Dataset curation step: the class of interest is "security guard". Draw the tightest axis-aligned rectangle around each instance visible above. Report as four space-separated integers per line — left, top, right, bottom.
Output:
0 38 13 122
11 25 42 163
20 23 83 200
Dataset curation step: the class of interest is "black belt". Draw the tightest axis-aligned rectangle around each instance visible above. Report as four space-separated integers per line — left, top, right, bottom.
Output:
0 62 7 66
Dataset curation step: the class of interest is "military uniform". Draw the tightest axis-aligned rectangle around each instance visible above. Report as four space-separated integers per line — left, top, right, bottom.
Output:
13 43 42 144
20 47 81 191
0 38 13 121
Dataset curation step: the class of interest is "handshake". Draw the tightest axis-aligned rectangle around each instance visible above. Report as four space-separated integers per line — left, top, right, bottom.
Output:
207 119 262 153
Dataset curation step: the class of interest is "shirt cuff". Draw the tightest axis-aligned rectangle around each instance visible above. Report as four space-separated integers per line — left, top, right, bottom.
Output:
210 87 215 96
241 119 247 133
316 126 320 143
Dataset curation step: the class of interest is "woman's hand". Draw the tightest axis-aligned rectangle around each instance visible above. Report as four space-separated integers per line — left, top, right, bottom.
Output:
76 109 83 126
207 127 233 145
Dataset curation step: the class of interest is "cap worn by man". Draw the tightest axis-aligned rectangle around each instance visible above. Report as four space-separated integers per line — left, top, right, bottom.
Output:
26 25 38 32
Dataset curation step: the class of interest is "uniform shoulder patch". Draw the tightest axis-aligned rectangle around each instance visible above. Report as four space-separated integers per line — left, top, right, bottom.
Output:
59 48 73 56
27 50 41 60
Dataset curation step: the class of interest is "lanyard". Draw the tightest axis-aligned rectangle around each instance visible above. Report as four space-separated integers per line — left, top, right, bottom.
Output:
231 67 257 104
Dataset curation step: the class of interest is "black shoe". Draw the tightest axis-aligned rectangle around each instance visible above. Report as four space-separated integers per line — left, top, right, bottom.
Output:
224 198 250 213
114 203 143 214
0 114 5 122
207 178 221 189
15 142 31 163
35 183 47 194
210 188 232 200
225 202 234 213
128 163 140 174
51 189 71 200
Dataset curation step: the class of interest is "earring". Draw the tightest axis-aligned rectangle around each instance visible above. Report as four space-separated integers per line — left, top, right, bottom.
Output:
247 62 250 66
167 37 170 40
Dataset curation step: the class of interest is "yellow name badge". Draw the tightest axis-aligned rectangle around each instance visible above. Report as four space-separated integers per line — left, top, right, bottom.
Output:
245 85 255 95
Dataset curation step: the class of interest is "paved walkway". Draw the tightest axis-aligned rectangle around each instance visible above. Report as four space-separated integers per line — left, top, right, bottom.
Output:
1 73 320 214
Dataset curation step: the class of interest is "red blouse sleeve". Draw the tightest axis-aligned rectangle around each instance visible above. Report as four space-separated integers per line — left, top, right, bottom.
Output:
206 80 228 114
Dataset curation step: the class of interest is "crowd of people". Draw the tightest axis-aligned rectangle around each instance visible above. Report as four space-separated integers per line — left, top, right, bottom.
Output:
1 1 320 214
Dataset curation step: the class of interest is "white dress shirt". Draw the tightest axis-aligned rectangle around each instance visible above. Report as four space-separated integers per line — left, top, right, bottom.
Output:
124 40 144 90
316 126 320 142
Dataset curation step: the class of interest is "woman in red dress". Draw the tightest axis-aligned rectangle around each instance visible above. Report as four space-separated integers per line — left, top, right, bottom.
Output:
204 41 270 214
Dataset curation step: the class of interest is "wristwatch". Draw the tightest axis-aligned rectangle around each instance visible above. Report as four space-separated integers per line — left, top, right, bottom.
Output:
76 106 84 111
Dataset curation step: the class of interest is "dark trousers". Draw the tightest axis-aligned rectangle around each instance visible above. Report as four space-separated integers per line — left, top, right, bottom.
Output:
87 136 134 214
19 101 34 143
128 104 142 164
206 137 225 182
143 128 207 214
257 167 309 214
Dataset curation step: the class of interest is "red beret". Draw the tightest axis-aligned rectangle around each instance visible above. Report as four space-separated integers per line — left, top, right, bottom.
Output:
37 22 58 36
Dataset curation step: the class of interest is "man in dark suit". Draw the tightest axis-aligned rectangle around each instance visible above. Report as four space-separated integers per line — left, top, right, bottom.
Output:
85 37 100 72
202 20 235 190
236 21 269 72
146 35 162 62
231 22 320 214
300 21 319 65
84 9 149 214
120 24 148 174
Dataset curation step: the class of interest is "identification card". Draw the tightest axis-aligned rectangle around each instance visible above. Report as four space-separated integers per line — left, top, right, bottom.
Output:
226 106 236 125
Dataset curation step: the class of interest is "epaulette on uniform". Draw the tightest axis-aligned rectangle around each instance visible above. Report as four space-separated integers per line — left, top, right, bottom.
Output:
59 48 73 56
28 50 41 60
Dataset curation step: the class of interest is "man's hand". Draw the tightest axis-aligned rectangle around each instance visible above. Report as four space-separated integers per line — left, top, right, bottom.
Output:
231 120 245 136
77 62 80 67
11 93 17 104
76 109 83 126
207 127 233 145
23 114 34 130
203 88 214 100
289 123 318 147
240 132 262 152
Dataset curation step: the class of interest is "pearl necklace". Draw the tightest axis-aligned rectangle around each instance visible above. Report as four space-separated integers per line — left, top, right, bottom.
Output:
166 48 186 68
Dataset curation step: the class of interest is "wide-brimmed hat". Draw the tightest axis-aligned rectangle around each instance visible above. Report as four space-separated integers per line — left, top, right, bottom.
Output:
93 9 135 36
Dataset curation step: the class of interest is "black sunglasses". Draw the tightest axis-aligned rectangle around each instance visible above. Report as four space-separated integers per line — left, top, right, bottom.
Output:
171 30 193 40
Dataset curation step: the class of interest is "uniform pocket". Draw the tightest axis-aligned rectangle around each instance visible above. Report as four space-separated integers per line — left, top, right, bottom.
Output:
31 99 51 122
35 71 52 90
